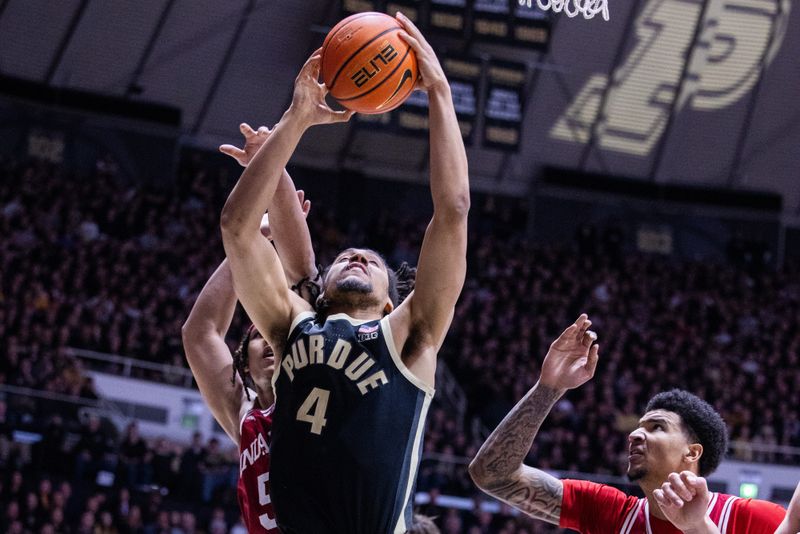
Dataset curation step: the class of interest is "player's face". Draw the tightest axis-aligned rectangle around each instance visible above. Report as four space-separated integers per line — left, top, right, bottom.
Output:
626 410 696 483
247 330 275 389
324 248 391 306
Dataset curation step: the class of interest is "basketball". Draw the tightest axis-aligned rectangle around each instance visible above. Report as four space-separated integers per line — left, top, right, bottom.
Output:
321 12 418 114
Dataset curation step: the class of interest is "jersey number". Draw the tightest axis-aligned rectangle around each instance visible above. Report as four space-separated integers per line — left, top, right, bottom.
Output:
257 472 277 529
296 387 330 435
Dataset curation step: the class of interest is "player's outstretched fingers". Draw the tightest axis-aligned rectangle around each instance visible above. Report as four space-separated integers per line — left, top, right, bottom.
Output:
668 472 694 502
678 471 699 497
582 329 597 347
240 122 257 137
219 144 245 160
585 343 600 376
684 472 709 494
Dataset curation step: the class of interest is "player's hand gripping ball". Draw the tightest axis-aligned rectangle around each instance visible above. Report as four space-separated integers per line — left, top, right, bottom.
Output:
321 12 418 114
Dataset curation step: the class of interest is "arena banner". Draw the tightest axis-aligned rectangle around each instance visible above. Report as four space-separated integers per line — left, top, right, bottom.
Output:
483 59 526 151
385 1 423 24
427 0 469 37
396 88 430 136
472 0 512 44
341 0 385 17
511 1 550 49
442 54 482 144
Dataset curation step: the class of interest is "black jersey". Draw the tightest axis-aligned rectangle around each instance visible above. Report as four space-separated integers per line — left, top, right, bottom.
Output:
270 312 434 534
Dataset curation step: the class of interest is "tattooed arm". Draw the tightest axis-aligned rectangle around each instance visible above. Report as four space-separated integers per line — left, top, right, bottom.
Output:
469 314 600 525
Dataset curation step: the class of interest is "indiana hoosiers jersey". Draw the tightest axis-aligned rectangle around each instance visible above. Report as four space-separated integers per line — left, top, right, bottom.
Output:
559 479 785 533
270 312 434 534
237 406 279 534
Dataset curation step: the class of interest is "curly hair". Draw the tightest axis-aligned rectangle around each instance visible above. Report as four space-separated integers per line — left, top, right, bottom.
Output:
645 389 729 476
316 250 416 319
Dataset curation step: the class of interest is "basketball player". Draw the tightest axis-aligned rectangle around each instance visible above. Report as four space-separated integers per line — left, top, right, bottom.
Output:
469 314 787 533
219 12 469 534
183 124 318 533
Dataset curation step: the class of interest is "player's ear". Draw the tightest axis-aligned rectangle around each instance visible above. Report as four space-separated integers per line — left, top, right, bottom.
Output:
685 443 703 466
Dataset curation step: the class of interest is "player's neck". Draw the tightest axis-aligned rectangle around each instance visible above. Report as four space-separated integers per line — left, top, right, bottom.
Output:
324 303 385 321
640 481 669 520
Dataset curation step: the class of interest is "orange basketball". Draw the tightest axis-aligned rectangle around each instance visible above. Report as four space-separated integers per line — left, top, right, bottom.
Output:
321 12 418 114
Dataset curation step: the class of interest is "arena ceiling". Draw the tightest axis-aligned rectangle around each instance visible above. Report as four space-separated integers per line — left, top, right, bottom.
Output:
1 0 798 217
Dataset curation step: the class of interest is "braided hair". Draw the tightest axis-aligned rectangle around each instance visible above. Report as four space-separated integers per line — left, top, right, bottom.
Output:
231 324 257 401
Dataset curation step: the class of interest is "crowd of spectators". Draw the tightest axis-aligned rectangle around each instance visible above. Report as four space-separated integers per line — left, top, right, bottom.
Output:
2 152 799 532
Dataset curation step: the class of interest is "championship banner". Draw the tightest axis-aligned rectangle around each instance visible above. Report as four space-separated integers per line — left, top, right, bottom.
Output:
442 55 482 144
472 0 512 44
511 1 550 49
483 59 526 151
341 0 385 17
427 0 468 37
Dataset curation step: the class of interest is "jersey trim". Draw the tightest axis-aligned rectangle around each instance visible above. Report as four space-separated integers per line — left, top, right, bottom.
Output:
392 390 433 534
718 495 738 534
380 316 435 397
619 499 643 534
325 312 377 325
289 311 316 333
239 404 276 435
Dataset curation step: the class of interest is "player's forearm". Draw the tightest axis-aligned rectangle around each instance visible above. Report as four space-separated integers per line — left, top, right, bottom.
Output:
427 85 470 218
182 259 238 341
683 518 720 534
221 109 308 239
269 171 317 284
778 481 800 533
469 381 563 488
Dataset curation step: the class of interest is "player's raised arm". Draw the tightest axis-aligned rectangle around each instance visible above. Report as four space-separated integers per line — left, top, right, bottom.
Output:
220 52 351 342
774 479 800 534
182 259 244 443
391 13 469 368
469 315 600 525
220 123 318 286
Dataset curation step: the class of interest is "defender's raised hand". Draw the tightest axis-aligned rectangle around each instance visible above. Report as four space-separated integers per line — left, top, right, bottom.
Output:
395 12 447 93
539 314 599 391
220 123 271 167
653 472 717 534
290 50 354 128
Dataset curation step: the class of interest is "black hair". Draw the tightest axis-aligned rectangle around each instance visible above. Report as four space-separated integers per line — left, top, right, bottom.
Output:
645 389 728 476
316 249 416 318
231 325 256 401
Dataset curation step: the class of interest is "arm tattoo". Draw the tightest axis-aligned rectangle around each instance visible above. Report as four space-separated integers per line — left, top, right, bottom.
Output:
470 382 564 524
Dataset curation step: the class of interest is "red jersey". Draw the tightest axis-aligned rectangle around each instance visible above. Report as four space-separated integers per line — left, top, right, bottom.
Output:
237 406 279 534
560 479 785 534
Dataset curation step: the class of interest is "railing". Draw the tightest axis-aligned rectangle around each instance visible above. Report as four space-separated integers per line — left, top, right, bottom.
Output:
66 347 195 388
434 360 468 433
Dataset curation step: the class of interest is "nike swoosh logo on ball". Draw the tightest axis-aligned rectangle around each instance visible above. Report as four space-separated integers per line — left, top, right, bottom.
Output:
377 69 413 110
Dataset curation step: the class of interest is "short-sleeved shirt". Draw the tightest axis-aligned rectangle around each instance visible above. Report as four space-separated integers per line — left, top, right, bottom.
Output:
559 479 785 534
238 406 280 534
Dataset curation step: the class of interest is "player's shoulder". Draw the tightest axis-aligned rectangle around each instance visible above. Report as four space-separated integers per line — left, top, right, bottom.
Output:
728 495 786 530
239 404 276 435
560 479 639 533
562 479 638 511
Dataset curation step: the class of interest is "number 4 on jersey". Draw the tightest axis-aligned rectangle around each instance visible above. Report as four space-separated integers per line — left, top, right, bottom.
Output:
296 387 330 435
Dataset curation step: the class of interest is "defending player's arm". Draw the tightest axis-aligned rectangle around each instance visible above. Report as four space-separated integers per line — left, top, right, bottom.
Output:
182 259 244 444
390 13 470 384
183 191 314 444
775 479 800 534
220 54 350 343
469 315 599 525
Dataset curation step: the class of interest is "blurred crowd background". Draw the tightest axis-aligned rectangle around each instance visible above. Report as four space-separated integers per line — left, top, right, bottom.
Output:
2 154 798 533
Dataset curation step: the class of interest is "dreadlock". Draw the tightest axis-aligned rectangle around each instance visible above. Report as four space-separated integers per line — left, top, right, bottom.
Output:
231 324 256 401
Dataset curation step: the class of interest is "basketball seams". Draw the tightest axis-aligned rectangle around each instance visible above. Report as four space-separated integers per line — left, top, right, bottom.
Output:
328 26 402 92
321 11 375 69
337 46 413 106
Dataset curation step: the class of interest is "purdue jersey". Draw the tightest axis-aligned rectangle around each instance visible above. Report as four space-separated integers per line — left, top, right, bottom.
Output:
270 312 434 534
237 406 279 533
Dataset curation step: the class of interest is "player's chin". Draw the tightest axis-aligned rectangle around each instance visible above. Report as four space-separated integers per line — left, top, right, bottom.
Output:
626 465 646 481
